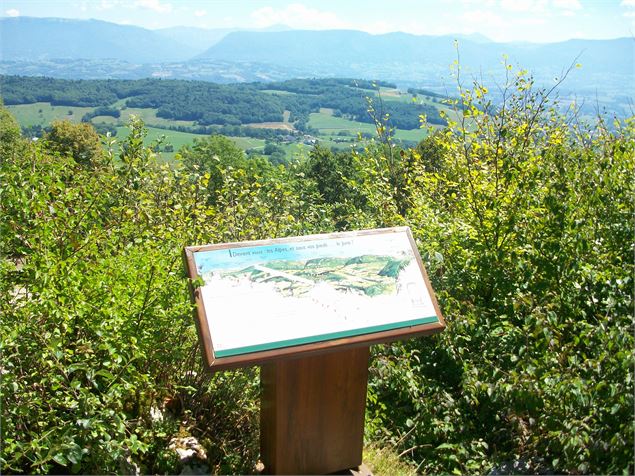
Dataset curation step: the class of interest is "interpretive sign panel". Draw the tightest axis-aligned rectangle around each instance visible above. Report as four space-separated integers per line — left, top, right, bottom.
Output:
184 227 444 370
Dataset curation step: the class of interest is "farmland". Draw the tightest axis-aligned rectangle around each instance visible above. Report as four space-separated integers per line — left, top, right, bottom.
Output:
2 76 448 161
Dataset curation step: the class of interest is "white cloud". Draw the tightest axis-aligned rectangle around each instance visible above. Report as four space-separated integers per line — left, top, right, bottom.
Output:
460 0 495 5
194 9 207 18
621 0 635 21
134 0 172 14
461 9 506 29
250 3 351 30
553 0 582 11
97 0 118 10
500 0 547 13
5 8 19 17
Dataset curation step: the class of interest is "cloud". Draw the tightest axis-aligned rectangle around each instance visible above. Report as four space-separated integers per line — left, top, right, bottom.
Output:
134 0 172 14
250 3 350 30
553 0 582 11
500 0 547 13
97 0 119 10
620 0 635 19
5 8 19 17
194 9 207 18
461 9 506 29
459 0 496 6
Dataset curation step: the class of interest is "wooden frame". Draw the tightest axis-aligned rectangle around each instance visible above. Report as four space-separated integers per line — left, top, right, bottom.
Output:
183 227 445 371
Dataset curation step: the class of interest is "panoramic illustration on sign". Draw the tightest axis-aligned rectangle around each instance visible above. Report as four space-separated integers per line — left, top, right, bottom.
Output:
190 229 440 358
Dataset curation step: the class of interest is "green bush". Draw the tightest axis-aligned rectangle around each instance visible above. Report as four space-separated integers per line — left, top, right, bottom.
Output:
365 69 634 475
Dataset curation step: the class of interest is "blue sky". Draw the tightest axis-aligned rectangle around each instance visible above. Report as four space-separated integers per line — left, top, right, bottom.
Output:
2 0 633 42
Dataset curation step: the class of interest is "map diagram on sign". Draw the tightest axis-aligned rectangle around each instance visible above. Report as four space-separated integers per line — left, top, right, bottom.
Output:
206 253 413 298
192 230 439 357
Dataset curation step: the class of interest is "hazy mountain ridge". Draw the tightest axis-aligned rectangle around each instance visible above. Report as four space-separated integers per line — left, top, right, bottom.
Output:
1 17 632 116
155 24 293 56
0 17 195 62
3 16 631 75
199 29 634 76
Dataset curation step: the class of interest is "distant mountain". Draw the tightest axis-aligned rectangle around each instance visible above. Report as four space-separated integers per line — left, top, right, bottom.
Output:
155 26 236 55
198 30 634 77
0 17 195 62
0 19 631 116
454 32 492 43
155 24 294 55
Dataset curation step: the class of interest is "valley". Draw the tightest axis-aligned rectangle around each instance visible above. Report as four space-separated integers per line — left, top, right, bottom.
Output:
2 76 448 161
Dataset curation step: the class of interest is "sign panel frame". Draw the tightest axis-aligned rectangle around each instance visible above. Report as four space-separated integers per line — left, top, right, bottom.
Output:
183 227 445 371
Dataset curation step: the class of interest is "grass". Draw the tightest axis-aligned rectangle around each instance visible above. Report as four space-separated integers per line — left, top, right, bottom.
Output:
363 444 417 476
8 101 436 163
113 126 266 163
279 142 309 160
394 128 429 142
7 102 94 126
113 125 200 162
231 136 266 150
308 112 378 135
308 111 429 143
260 89 297 95
112 108 196 128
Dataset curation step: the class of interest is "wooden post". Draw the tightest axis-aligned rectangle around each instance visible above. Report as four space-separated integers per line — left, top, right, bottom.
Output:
260 347 370 475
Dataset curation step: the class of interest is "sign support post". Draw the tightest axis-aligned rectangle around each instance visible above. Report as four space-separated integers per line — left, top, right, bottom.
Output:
260 347 370 475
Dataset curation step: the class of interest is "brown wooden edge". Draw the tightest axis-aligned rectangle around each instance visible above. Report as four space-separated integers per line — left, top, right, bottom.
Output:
183 226 446 372
182 247 216 368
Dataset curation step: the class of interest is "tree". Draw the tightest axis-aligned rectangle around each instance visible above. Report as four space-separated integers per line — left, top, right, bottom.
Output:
180 134 250 204
43 120 102 167
0 104 22 150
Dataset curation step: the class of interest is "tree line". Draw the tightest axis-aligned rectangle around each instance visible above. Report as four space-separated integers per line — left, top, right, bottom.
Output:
0 75 445 130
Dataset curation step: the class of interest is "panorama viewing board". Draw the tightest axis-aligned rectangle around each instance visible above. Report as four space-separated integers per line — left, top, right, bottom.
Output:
184 227 445 370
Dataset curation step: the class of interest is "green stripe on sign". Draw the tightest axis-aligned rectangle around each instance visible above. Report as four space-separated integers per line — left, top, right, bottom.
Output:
213 316 439 358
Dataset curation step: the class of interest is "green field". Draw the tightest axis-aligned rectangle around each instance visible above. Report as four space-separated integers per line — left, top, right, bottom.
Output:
308 111 429 143
112 126 198 162
111 107 196 127
112 126 266 163
377 88 414 103
231 136 266 150
8 101 433 162
93 107 195 128
7 102 94 127
261 89 297 96
308 112 378 134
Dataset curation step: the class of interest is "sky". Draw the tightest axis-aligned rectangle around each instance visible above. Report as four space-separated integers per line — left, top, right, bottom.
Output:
1 0 634 43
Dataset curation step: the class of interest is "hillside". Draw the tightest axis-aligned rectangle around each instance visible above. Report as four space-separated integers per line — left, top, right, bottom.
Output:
0 17 195 62
199 29 634 76
0 76 448 157
155 26 235 55
155 24 294 55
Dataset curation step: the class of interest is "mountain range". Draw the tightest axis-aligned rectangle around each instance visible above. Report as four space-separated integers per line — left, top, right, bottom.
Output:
199 29 633 77
2 16 631 74
1 16 633 114
0 17 195 62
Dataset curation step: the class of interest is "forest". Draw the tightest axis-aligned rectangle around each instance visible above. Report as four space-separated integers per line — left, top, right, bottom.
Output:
1 67 633 475
0 75 445 130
